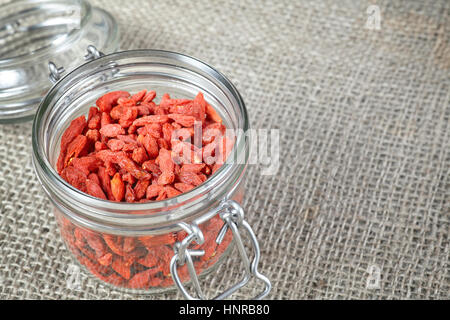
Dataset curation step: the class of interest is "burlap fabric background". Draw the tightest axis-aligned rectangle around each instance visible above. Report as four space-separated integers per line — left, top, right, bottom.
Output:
0 0 449 299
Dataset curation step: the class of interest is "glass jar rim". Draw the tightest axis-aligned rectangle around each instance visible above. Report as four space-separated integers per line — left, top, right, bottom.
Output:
32 49 250 233
0 0 92 67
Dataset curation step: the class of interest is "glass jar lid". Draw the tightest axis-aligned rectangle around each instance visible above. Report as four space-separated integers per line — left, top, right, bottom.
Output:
0 0 119 123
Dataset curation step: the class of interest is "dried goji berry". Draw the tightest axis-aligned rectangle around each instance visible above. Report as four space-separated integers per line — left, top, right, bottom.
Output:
64 135 88 168
117 134 137 143
101 111 112 127
198 173 207 183
122 237 137 253
202 141 219 165
122 172 136 185
192 92 207 122
87 107 101 129
138 136 156 159
162 122 174 143
131 114 169 128
133 179 150 200
103 234 125 256
159 93 191 110
86 178 107 200
202 123 224 144
61 166 87 191
117 97 135 107
131 147 148 164
111 256 132 279
124 246 147 260
149 276 163 287
174 182 195 193
172 141 202 164
111 172 125 201
107 138 125 151
96 150 151 180
169 103 194 116
110 105 124 120
146 184 162 199
104 160 117 176
142 90 156 103
165 185 181 198
157 137 169 150
100 124 126 137
157 171 175 186
115 152 152 180
137 249 159 268
122 141 139 153
139 234 176 249
125 183 136 202
157 246 174 276
177 171 203 186
83 231 108 258
95 141 107 151
205 103 222 123
96 91 130 113
59 116 86 162
128 268 160 289
157 148 174 173
156 188 167 200
131 89 147 102
79 255 112 278
168 114 196 127
119 107 138 128
181 163 205 173
72 156 101 176
98 166 113 200
142 160 161 176
172 127 193 143
85 129 101 143
97 252 113 266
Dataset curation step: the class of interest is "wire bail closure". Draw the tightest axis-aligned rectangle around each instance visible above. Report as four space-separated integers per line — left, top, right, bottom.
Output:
170 200 272 300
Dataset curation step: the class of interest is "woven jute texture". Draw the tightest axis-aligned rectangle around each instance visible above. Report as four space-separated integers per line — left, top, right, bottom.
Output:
0 0 449 300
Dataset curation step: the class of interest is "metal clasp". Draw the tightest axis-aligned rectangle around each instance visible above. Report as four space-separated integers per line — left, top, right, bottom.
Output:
170 200 272 300
48 45 105 83
84 45 105 61
48 62 65 83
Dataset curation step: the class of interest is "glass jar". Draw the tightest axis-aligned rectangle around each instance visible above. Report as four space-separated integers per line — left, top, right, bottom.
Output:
32 49 271 299
0 0 119 123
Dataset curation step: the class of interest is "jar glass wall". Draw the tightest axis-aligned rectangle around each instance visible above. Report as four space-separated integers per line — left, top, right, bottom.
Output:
32 50 250 292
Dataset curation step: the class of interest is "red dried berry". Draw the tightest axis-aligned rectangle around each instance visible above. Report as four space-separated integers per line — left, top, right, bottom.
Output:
100 124 126 137
111 173 125 201
96 91 130 113
168 114 196 127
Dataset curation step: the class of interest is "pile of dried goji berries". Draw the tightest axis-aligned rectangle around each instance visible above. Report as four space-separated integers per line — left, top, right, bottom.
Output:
56 90 235 289
58 90 233 202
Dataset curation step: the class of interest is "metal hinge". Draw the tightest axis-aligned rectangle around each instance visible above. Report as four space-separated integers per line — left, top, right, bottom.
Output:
48 45 105 83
